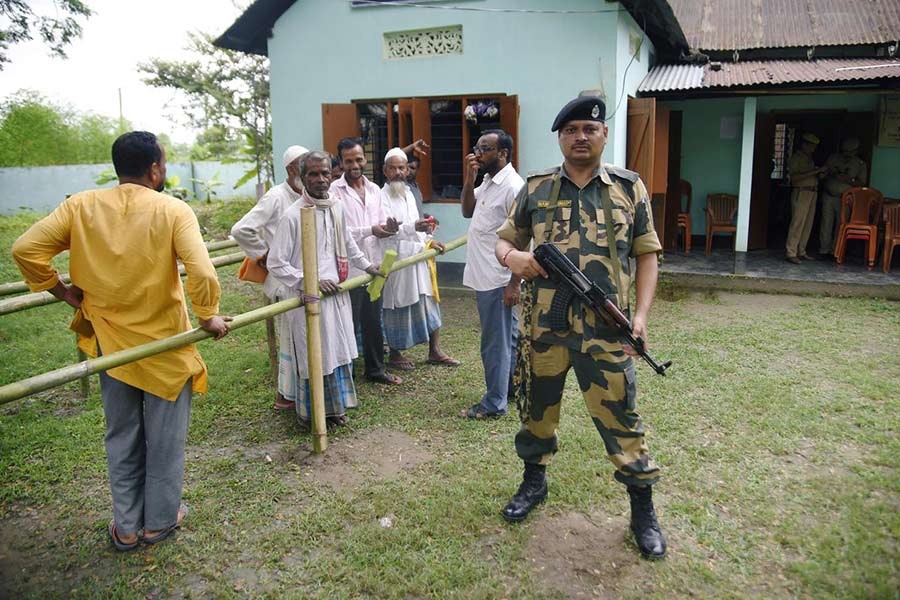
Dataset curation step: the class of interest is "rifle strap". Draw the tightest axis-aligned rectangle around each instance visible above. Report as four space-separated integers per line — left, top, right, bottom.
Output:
543 175 563 243
598 181 628 312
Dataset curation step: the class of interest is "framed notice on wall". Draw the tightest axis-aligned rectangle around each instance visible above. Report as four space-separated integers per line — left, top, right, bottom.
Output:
877 96 900 147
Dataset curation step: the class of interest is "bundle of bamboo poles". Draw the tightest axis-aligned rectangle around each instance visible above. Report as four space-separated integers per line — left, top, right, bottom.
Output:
0 247 244 316
0 238 239 298
0 233 467 408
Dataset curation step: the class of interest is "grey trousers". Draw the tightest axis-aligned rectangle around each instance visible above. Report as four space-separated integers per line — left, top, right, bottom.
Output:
100 371 192 536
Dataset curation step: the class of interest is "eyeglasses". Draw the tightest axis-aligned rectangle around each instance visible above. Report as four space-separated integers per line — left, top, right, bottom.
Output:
472 145 497 155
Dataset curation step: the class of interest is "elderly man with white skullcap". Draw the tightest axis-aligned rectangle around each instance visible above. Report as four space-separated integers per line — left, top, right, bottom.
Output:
378 148 459 370
231 144 308 410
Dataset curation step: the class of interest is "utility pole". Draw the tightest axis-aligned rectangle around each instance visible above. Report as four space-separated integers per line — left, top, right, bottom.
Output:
118 88 124 133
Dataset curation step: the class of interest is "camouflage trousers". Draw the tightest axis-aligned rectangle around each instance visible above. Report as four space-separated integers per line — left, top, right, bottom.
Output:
515 341 660 487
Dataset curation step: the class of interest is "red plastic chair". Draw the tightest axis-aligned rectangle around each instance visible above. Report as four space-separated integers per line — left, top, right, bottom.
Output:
883 203 900 273
834 187 884 270
704 193 738 256
676 179 692 253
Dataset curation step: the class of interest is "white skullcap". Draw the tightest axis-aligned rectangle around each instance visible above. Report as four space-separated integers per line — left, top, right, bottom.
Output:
384 147 408 162
282 145 309 168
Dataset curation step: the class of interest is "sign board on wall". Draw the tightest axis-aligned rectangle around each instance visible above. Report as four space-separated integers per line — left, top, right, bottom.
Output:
877 97 900 147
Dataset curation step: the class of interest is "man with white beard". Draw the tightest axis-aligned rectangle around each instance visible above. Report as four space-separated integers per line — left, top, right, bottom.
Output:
379 148 460 370
231 144 308 411
267 151 381 429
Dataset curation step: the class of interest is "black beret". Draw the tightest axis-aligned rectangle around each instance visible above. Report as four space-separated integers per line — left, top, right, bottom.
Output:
551 96 606 132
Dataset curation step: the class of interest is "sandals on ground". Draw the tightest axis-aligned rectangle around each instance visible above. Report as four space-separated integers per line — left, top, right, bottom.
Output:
108 520 140 552
143 503 189 545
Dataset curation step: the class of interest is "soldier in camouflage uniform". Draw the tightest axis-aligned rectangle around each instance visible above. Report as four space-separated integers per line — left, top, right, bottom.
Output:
494 96 666 559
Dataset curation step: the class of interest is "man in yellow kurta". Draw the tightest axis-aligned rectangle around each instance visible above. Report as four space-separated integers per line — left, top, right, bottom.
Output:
12 131 229 551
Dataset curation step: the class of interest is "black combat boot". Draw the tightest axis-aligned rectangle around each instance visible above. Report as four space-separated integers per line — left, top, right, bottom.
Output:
501 463 548 523
627 484 667 559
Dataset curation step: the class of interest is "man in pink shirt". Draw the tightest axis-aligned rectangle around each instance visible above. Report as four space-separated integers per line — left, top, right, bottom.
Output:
329 137 402 385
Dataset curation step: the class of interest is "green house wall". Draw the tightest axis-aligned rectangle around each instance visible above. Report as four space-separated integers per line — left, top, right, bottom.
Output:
266 0 653 263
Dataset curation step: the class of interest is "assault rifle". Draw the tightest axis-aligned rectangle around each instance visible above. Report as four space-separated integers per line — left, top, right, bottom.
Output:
533 243 672 376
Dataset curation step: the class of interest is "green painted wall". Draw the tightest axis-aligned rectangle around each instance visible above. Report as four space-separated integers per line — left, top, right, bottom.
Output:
266 0 650 263
662 93 900 234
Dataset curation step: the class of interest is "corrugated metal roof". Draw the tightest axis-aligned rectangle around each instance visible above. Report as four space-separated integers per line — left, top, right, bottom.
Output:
639 57 900 92
668 0 900 51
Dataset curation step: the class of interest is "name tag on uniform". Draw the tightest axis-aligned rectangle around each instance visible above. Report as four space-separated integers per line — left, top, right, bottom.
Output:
536 199 572 209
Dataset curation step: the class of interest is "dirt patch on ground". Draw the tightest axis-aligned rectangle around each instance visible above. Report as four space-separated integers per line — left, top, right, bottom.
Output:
296 428 435 495
524 510 642 598
680 291 808 325
189 427 435 497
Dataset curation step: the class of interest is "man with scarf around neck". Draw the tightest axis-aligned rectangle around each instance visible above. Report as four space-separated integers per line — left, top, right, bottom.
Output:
379 148 460 370
267 151 381 429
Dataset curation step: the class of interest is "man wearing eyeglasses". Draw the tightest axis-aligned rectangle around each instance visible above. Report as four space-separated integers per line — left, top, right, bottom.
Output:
494 97 667 560
459 129 525 420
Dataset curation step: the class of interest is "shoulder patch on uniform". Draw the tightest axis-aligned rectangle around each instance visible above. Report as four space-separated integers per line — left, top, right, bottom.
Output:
527 165 561 179
603 164 639 183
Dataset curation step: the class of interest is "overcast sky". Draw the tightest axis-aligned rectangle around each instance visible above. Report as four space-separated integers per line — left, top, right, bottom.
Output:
0 0 246 144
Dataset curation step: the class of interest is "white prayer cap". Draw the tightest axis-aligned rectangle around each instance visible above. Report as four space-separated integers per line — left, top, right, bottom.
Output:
282 145 309 168
384 147 408 162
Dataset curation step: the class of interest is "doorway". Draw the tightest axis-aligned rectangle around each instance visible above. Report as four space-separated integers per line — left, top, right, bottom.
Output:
751 110 875 252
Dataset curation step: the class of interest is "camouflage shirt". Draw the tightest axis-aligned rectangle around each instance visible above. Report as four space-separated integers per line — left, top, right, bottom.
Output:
497 163 661 354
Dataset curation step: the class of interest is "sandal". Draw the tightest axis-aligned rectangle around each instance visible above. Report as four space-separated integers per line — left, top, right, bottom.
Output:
143 504 189 545
387 359 415 371
460 404 506 420
326 414 350 429
274 395 295 411
108 520 140 552
366 372 403 385
427 355 461 367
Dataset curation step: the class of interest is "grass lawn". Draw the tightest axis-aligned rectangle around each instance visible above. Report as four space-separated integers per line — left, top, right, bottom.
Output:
1 202 898 599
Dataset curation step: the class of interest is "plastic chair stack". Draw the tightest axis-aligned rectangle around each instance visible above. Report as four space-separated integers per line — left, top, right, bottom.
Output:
834 187 884 270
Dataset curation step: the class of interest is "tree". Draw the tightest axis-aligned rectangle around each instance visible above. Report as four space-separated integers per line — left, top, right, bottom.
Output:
0 91 70 165
0 0 92 69
0 90 128 166
189 125 241 162
140 32 273 188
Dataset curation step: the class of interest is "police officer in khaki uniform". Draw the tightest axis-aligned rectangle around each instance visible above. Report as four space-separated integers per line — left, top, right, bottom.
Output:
819 138 867 257
494 96 666 559
785 133 827 264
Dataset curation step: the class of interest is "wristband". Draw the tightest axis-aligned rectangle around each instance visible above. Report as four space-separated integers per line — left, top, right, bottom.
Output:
500 248 515 268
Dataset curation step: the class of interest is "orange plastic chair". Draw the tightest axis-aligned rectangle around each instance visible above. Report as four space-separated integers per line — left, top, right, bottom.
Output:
834 187 884 270
704 193 738 256
676 179 692 253
882 203 900 273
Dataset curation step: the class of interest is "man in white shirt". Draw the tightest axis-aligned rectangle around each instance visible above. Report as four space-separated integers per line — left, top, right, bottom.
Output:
379 148 459 370
329 138 403 385
459 130 525 419
231 144 308 411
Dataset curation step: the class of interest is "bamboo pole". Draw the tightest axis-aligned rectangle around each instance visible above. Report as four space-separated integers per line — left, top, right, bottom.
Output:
0 234 467 406
0 239 239 297
76 341 89 399
0 252 246 316
300 207 328 453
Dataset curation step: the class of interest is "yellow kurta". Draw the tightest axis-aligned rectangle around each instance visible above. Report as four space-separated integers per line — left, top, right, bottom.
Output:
11 184 221 401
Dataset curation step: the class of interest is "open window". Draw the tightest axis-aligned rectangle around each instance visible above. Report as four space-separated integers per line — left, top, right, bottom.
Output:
322 94 519 202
